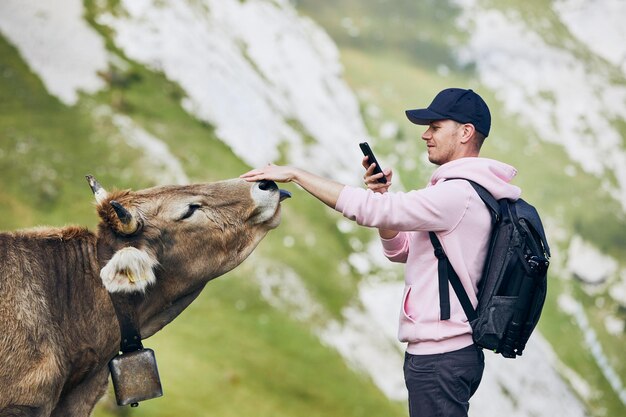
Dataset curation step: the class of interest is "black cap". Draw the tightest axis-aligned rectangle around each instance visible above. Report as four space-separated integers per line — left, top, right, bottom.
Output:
405 88 491 137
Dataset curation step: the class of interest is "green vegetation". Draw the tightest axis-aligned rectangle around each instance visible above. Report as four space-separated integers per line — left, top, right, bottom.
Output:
96 275 405 417
0 36 136 230
295 0 467 74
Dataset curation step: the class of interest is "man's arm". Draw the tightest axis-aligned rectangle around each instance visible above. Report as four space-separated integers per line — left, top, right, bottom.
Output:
242 161 398 239
240 164 344 208
361 156 398 239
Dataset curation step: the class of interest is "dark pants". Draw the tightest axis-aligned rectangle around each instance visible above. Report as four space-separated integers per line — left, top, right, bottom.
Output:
403 344 485 417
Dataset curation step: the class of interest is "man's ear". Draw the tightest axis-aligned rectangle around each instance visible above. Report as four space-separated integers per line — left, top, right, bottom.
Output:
460 123 477 144
100 247 158 293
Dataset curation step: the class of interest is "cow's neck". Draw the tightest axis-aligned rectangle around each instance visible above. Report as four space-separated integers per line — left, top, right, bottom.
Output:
38 230 120 385
93 243 208 341
136 279 207 339
45 231 118 348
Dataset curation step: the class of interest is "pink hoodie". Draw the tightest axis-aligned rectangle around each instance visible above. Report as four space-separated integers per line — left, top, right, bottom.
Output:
335 157 521 354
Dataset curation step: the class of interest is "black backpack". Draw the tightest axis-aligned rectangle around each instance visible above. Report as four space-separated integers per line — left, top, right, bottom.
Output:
429 179 550 358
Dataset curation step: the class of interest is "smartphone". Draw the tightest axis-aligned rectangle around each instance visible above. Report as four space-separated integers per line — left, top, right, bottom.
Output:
359 142 387 184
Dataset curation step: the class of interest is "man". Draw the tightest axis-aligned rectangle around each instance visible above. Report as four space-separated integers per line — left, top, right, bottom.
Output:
241 88 521 417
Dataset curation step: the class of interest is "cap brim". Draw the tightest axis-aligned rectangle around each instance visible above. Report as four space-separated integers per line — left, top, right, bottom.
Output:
405 108 446 125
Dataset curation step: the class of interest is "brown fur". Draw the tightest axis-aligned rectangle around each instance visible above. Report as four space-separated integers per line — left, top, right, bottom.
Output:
0 178 283 417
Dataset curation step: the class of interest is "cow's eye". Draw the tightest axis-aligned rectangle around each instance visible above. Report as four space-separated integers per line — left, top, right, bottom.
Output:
180 203 202 220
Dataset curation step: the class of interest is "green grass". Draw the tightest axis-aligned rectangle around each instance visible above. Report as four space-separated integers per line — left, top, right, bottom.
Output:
574 283 626 379
296 0 466 74
539 277 626 417
0 36 134 230
96 275 405 417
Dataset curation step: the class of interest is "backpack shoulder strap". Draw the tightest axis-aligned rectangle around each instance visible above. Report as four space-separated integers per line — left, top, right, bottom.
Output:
430 178 499 323
429 231 478 322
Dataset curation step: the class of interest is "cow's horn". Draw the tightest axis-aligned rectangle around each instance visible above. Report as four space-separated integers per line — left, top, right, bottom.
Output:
86 175 108 204
110 200 141 235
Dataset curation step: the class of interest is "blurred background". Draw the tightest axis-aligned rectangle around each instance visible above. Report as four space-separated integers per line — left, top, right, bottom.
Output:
1 0 625 416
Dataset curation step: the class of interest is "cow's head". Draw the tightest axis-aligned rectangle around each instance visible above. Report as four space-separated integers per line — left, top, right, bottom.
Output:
87 176 290 295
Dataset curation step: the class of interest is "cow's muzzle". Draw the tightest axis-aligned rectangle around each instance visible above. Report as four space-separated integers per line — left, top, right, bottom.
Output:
258 180 291 202
258 180 277 191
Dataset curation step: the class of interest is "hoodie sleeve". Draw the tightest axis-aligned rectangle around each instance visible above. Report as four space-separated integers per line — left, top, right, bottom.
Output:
380 232 409 263
335 183 472 233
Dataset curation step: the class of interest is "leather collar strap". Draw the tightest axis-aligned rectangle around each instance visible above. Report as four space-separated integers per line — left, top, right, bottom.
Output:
109 293 144 353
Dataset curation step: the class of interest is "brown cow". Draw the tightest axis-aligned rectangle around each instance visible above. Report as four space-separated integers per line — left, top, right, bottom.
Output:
0 176 290 417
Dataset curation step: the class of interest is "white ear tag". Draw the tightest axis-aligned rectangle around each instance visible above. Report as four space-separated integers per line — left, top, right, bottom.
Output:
100 247 158 293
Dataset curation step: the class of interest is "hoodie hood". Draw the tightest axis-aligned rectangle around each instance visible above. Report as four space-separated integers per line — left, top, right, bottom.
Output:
430 157 521 201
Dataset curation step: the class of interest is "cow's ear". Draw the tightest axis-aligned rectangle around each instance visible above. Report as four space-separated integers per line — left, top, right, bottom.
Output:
100 247 158 293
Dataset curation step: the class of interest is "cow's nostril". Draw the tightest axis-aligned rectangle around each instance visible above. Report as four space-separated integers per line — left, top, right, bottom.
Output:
258 180 278 191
